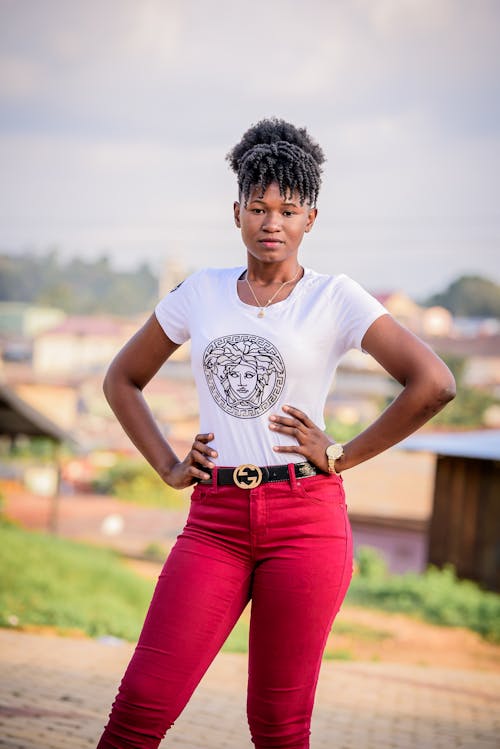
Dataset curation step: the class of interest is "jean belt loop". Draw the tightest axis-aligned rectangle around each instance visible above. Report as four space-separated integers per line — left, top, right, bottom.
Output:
211 466 218 488
287 463 298 489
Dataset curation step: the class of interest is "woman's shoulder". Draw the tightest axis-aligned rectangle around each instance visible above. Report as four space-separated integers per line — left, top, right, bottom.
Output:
166 266 243 294
303 267 359 293
181 265 243 284
303 269 383 311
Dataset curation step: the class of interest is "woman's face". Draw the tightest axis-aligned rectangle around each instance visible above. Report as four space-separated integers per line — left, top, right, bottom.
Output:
233 182 317 267
227 363 258 399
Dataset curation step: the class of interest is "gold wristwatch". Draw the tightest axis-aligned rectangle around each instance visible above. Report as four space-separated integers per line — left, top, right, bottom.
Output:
326 443 344 474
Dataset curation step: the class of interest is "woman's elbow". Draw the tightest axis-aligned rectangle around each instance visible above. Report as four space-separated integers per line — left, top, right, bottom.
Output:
103 357 141 405
102 359 122 403
437 376 456 404
429 370 457 410
102 367 114 404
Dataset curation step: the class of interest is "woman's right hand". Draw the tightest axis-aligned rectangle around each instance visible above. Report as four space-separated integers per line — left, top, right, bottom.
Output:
163 433 218 489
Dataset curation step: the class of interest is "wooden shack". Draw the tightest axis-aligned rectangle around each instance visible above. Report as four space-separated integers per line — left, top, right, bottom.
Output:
401 431 500 591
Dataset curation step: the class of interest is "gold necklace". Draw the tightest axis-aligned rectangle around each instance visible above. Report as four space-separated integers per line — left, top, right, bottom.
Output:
245 266 302 318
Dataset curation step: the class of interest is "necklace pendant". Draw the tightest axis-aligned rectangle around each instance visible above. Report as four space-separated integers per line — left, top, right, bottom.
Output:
257 309 265 318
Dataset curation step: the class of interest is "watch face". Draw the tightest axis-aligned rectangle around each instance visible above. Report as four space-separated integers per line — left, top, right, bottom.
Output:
326 443 343 460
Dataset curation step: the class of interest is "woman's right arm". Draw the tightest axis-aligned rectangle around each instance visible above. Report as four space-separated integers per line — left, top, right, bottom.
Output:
103 313 217 489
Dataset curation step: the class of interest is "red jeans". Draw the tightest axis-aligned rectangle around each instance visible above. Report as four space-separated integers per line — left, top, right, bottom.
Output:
97 466 353 749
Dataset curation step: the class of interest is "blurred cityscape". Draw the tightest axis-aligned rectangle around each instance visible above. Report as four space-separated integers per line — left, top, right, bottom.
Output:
1 256 499 587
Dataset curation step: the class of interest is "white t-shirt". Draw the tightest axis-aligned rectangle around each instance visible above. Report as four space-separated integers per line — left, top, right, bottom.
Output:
155 266 388 466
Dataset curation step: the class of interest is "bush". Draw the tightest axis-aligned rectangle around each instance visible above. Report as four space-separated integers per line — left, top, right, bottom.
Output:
348 547 500 642
355 546 388 579
142 542 169 563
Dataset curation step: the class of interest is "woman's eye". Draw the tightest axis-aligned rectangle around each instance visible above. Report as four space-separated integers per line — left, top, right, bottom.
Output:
283 211 295 217
252 208 264 214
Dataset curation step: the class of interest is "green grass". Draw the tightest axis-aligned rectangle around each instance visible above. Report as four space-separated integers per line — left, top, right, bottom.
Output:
0 521 154 640
2 523 498 647
332 620 391 642
222 609 249 653
323 648 354 661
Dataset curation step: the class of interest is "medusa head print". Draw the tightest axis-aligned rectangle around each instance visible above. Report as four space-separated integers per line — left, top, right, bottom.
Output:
203 334 286 419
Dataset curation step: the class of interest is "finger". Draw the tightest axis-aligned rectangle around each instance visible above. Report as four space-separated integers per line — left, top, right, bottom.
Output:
282 405 315 428
269 415 306 430
269 423 304 440
195 432 215 444
192 440 218 458
272 445 306 455
190 448 215 468
189 465 212 482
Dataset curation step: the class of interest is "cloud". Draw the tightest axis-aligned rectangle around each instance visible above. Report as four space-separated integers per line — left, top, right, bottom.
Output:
1 0 498 141
0 0 499 294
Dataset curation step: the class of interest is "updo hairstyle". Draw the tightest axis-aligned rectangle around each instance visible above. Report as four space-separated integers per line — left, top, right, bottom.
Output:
226 118 325 207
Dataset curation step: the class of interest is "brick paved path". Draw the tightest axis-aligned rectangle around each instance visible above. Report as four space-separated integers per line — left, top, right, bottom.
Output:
0 630 499 749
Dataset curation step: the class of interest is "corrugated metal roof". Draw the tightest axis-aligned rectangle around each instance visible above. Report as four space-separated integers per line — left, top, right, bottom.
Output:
399 430 500 460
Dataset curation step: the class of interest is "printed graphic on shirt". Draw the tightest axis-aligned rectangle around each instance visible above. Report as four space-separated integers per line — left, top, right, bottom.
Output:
203 334 286 419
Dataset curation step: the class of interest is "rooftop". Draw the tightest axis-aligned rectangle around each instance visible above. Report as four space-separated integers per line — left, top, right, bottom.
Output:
0 381 78 445
42 316 127 337
400 430 500 461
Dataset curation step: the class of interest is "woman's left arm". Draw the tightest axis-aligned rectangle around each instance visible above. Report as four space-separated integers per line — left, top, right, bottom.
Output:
270 315 456 472
332 314 456 471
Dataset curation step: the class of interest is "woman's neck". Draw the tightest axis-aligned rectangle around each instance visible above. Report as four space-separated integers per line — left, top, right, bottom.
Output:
244 259 303 286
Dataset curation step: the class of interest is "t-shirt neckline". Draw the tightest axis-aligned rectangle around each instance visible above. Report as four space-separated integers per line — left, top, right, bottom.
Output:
231 265 310 314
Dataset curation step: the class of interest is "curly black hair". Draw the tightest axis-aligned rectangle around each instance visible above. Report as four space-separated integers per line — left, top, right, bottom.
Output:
226 118 325 207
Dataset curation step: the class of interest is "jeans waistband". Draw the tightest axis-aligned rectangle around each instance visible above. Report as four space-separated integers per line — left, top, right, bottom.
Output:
199 461 323 489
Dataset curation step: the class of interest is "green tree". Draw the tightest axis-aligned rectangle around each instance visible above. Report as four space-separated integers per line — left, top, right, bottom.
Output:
425 275 500 318
0 250 158 315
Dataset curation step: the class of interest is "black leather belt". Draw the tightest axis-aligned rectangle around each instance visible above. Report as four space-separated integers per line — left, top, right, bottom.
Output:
199 461 321 489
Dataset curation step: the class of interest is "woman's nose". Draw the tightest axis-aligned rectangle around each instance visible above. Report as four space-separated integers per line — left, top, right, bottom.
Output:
262 213 281 231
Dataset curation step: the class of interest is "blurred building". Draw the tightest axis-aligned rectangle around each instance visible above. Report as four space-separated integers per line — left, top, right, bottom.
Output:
420 306 454 337
32 316 138 376
0 302 65 338
429 334 500 390
346 430 500 590
373 291 453 337
401 430 500 591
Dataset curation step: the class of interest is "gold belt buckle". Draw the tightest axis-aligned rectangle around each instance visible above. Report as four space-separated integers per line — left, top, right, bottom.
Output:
233 464 263 489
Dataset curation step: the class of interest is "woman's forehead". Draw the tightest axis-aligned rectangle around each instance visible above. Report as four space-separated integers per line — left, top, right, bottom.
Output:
246 182 302 205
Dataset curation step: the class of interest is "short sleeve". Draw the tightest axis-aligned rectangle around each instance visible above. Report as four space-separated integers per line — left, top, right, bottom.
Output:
332 275 389 353
154 275 195 345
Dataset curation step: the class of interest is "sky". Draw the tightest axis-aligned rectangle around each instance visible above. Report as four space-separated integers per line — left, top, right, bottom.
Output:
0 0 499 299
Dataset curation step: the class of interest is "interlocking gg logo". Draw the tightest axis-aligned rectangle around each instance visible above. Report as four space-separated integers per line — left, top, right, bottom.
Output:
233 464 263 489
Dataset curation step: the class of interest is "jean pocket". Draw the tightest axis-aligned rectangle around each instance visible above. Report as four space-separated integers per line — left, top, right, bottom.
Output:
296 474 345 505
190 484 210 503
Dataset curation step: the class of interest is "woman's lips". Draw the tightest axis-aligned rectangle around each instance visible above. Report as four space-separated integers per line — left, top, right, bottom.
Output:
259 240 283 247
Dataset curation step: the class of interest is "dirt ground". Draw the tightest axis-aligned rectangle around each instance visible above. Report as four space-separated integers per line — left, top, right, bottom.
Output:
331 604 500 672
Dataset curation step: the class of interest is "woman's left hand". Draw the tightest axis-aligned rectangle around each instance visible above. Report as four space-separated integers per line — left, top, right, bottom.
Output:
269 405 332 472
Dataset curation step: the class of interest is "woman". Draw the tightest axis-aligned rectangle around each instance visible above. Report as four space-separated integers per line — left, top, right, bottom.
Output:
97 118 455 749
